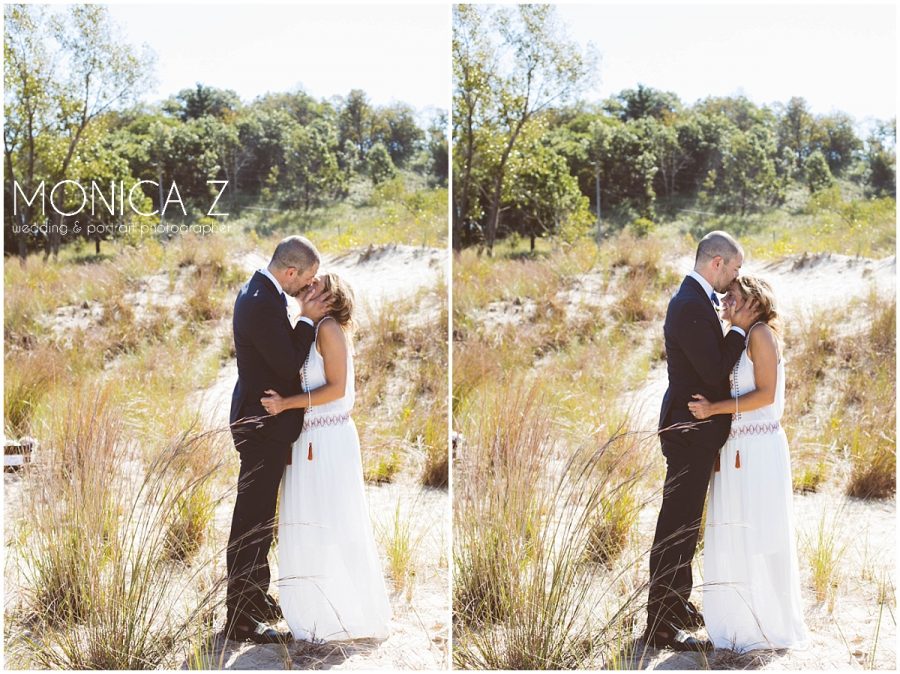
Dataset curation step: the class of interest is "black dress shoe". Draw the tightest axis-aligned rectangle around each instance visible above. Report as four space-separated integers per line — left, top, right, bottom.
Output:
644 628 712 652
226 620 291 644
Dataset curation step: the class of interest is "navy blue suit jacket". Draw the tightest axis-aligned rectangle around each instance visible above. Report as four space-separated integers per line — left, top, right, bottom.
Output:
658 276 745 455
229 271 315 451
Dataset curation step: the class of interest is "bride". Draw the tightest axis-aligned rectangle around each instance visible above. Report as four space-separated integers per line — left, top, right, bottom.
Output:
260 272 391 642
687 274 809 653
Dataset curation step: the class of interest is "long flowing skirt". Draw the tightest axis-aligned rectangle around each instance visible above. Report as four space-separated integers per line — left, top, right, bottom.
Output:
277 418 392 642
703 426 809 652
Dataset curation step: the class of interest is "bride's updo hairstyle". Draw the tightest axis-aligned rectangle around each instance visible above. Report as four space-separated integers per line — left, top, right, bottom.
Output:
320 272 354 330
733 274 782 337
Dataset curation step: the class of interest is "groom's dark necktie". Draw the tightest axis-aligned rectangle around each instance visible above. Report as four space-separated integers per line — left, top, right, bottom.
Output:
710 291 720 307
281 292 287 307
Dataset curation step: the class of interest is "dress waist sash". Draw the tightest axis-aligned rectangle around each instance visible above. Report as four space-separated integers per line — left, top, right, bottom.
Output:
302 412 351 432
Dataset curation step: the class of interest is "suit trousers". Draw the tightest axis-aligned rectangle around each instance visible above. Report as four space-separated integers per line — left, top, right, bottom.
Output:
647 439 718 632
225 435 290 627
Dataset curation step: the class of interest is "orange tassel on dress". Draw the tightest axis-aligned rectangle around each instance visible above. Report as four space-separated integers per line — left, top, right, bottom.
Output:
735 450 741 469
308 442 313 461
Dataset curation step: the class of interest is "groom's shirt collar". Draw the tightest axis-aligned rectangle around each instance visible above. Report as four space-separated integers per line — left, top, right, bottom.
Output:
687 270 745 337
258 267 285 298
257 266 314 328
687 270 715 302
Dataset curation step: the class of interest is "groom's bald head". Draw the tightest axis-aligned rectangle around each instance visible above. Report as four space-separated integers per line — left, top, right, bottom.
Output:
270 235 320 272
694 231 744 293
268 235 320 296
695 231 742 268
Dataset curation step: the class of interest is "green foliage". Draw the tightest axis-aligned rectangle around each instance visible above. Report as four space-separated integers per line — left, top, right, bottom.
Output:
426 111 449 187
4 3 153 258
629 217 656 238
451 11 889 250
4 8 443 260
504 121 593 246
452 4 593 252
710 124 782 214
284 118 345 209
805 149 834 193
604 83 682 122
163 83 240 121
865 120 896 197
368 142 397 185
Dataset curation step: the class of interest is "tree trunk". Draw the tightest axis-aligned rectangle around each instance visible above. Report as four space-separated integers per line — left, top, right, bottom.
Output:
16 211 28 262
49 181 66 260
453 112 476 252
485 188 501 257
484 116 528 256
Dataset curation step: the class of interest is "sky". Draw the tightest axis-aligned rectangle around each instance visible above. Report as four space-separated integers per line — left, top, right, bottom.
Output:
52 2 897 132
104 3 450 116
555 3 896 129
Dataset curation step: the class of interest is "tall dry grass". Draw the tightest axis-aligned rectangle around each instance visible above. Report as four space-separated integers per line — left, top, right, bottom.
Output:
784 293 896 499
6 380 233 669
451 235 672 668
353 282 448 489
3 234 248 669
453 379 658 669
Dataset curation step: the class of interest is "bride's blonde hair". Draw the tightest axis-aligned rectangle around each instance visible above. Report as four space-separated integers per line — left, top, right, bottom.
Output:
320 272 354 332
732 274 782 342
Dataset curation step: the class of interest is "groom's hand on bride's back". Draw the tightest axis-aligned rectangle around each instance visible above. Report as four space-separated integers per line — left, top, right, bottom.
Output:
299 281 333 322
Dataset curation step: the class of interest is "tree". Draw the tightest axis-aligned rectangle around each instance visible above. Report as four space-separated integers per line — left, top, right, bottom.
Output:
640 116 693 200
813 112 862 175
587 118 658 220
452 4 495 250
4 4 55 260
371 103 424 167
804 149 833 193
479 4 592 254
367 142 396 185
283 118 344 210
4 4 153 259
505 120 592 249
338 89 373 162
248 108 296 195
669 111 730 198
221 110 263 201
865 119 896 197
427 111 449 187
697 95 770 132
777 96 814 171
71 119 151 254
146 115 221 215
164 84 241 121
605 84 682 122
710 125 780 214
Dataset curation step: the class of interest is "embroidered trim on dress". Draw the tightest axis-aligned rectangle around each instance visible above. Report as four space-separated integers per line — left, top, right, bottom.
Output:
730 357 743 422
303 412 351 432
729 421 781 438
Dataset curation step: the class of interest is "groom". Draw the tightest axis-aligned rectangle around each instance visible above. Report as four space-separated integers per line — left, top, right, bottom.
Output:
644 231 757 652
225 235 332 643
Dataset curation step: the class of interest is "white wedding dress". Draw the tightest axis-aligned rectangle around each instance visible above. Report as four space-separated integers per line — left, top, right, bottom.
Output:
276 316 392 642
703 325 809 652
